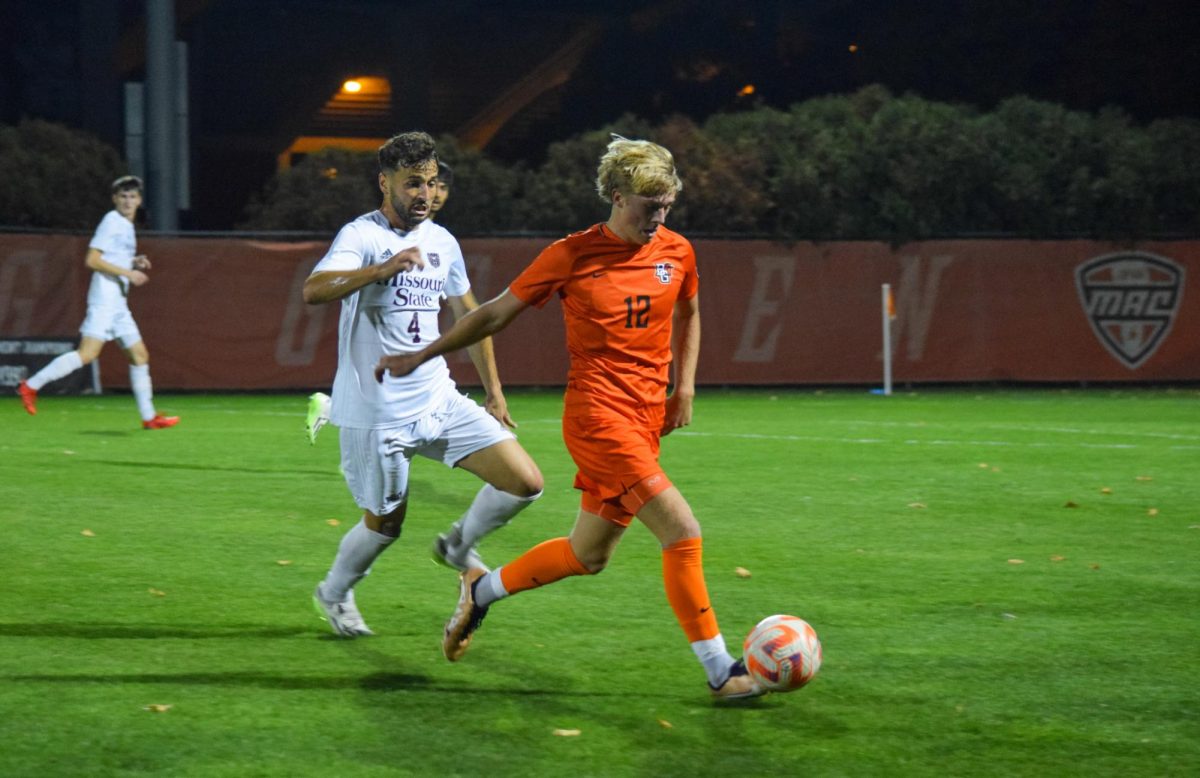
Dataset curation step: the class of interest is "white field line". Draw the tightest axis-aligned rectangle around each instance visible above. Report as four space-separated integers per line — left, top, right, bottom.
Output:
673 430 1200 451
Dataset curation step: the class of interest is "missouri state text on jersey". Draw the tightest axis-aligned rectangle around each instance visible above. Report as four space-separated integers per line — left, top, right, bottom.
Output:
311 211 471 428
376 264 449 311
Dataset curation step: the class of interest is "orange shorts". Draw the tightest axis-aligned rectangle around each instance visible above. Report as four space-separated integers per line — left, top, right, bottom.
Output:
562 398 673 527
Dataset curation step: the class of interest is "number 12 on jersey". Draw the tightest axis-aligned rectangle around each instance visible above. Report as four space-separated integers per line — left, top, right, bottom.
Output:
624 295 650 328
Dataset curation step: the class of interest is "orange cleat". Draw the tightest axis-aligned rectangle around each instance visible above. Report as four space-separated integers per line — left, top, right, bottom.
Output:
143 414 180 430
17 380 38 415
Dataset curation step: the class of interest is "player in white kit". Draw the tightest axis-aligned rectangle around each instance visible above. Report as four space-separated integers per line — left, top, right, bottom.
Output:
17 175 179 430
304 160 454 444
302 132 543 637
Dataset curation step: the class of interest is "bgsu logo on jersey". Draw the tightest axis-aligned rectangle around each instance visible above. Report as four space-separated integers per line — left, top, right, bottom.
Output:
1075 252 1185 369
654 262 672 284
427 252 440 268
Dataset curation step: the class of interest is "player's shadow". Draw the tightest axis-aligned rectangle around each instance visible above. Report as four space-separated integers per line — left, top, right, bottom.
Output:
5 670 433 692
0 622 311 640
87 459 338 477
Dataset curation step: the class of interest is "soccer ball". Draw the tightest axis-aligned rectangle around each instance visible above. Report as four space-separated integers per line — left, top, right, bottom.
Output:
742 614 822 692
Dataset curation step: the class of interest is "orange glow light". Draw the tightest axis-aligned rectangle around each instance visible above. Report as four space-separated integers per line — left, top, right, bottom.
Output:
342 80 362 93
738 84 756 96
848 44 859 53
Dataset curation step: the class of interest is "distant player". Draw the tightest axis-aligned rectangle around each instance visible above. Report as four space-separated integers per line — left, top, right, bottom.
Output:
375 135 765 699
17 175 179 430
305 161 455 444
303 133 541 637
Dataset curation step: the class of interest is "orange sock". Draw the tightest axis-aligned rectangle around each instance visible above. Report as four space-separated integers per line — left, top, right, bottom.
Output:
499 537 590 595
662 537 720 642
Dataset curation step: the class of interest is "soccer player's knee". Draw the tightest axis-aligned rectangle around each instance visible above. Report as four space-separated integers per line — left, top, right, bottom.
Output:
376 515 404 538
517 479 544 500
515 464 544 498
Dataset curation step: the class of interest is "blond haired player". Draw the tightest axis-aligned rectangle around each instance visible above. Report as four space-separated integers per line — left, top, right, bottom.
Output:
18 175 178 430
375 135 764 699
303 133 542 637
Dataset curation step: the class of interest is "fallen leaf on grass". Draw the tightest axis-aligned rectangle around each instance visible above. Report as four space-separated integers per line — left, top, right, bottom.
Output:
1007 559 1024 565
908 502 927 509
658 719 673 729
1064 501 1080 508
148 588 166 597
734 567 752 578
1089 563 1101 570
1050 555 1066 562
276 560 293 566
326 519 341 527
144 704 173 713
1135 475 1153 482
1100 487 1113 495
978 463 989 469
63 450 76 456
81 529 96 537
1146 508 1159 517
552 729 581 737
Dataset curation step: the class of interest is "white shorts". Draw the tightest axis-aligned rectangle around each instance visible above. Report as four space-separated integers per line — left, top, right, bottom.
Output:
80 305 143 348
339 391 516 516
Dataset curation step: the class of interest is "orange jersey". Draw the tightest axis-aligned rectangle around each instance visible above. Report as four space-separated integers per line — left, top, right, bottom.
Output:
508 223 698 409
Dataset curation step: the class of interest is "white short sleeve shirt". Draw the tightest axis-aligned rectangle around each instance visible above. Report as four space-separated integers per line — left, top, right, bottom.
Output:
86 210 137 307
312 211 470 429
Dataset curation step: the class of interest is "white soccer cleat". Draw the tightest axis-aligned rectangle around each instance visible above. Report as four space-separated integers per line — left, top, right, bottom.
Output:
312 584 374 638
306 392 332 445
710 659 767 700
431 531 489 573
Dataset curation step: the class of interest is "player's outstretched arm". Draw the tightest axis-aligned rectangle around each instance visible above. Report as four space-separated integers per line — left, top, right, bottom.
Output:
447 291 516 428
303 247 424 305
375 288 527 382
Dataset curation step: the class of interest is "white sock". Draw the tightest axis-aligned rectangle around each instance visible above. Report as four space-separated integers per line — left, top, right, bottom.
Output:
129 364 156 421
321 518 396 602
473 567 509 609
691 634 736 687
27 351 83 391
450 485 541 549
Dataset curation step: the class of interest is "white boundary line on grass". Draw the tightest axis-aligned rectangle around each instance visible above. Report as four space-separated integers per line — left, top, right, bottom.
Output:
672 430 1200 451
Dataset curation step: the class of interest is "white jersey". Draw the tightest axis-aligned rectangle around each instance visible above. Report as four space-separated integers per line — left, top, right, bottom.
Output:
312 211 470 429
86 210 137 307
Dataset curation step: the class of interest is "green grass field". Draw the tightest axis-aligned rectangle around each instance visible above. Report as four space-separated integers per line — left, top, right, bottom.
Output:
2 388 1198 777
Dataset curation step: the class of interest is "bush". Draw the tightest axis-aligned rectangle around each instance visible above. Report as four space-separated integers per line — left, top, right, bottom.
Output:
0 119 126 229
236 88 1200 241
238 147 379 231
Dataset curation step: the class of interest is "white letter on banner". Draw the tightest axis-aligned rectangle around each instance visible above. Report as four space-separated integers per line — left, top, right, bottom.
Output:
275 260 327 366
0 251 46 334
733 255 795 363
893 255 954 362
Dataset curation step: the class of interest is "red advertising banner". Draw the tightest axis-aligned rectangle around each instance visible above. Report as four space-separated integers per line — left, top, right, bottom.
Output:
1 233 1196 390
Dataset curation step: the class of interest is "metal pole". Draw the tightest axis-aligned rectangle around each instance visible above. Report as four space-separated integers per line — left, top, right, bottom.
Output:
882 283 893 396
146 0 177 230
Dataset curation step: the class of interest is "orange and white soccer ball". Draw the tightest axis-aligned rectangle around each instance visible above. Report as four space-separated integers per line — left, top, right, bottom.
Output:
743 614 822 692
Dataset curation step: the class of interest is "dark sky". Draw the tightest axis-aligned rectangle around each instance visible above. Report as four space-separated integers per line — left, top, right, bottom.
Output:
2 0 1198 228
